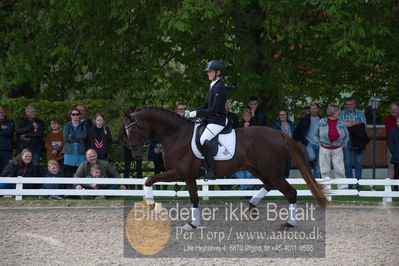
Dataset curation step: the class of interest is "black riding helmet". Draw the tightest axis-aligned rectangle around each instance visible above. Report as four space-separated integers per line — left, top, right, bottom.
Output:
204 60 225 74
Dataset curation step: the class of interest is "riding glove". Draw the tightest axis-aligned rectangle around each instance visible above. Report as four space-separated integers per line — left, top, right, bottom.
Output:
189 111 197 118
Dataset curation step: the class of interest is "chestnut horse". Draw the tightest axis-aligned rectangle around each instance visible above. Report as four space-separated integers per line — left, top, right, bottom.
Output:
124 106 327 231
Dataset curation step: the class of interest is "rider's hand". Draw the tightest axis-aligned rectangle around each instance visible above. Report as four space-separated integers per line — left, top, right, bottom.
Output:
189 111 197 118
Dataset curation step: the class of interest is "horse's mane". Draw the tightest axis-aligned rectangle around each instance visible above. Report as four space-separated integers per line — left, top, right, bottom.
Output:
135 106 193 124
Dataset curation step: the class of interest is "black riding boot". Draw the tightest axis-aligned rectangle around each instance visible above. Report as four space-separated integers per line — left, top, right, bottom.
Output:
202 140 215 179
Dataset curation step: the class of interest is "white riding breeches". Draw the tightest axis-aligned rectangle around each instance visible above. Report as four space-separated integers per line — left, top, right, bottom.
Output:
200 123 225 145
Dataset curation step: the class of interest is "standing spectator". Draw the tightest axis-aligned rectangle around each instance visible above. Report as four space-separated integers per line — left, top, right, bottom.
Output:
388 117 399 191
235 108 256 190
74 149 126 191
15 106 44 166
384 103 399 179
148 135 166 190
39 160 63 200
88 113 113 160
272 110 295 178
76 104 93 129
225 102 239 129
44 119 64 168
340 97 368 188
175 103 186 117
294 102 321 179
247 96 267 126
0 149 40 195
0 107 14 174
118 107 143 189
314 105 349 190
62 108 88 178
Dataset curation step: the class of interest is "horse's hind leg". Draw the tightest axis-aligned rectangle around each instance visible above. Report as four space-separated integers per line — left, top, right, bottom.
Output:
182 178 200 232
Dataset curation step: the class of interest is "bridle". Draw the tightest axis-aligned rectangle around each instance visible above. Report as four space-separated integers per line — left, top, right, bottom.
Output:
124 115 150 150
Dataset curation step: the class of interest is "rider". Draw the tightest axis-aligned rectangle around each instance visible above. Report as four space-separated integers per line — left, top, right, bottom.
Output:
189 60 227 179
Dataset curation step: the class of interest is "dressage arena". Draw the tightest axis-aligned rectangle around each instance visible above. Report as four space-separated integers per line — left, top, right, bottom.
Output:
0 201 397 265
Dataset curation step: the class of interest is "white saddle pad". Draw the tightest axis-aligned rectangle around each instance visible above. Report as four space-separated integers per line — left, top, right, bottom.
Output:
191 123 236 160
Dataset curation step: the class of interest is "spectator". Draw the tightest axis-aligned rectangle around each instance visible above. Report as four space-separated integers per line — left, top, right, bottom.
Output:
384 103 399 179
15 106 45 166
62 108 88 178
88 113 113 160
225 102 239 129
76 164 107 200
44 119 64 168
0 107 14 174
294 102 321 179
39 160 63 200
76 104 93 129
0 149 40 196
314 105 349 190
148 135 166 190
340 97 368 189
272 109 295 178
388 117 399 191
74 149 126 191
118 107 143 189
175 103 186 117
247 96 267 126
235 108 256 190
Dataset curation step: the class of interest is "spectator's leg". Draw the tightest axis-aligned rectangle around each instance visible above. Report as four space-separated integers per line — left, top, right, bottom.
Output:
284 155 291 179
354 151 363 190
312 144 321 179
0 151 11 174
123 148 132 179
393 163 399 191
31 151 40 167
343 143 353 179
388 150 394 179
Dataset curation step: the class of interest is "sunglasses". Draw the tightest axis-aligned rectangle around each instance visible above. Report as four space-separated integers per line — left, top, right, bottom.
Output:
71 113 80 116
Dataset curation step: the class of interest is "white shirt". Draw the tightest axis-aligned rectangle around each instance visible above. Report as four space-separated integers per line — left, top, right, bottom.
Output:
209 78 220 90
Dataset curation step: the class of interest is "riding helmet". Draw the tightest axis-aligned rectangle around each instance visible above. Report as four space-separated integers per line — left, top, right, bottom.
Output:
204 60 225 73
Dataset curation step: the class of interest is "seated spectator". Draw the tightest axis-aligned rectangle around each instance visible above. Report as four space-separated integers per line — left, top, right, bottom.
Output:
76 164 107 200
272 110 295 178
235 108 256 190
74 149 126 192
39 160 63 200
175 103 186 117
44 119 64 169
0 149 39 197
0 107 14 174
88 113 112 160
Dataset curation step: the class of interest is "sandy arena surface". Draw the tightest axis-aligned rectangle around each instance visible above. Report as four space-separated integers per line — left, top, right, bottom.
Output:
0 201 398 266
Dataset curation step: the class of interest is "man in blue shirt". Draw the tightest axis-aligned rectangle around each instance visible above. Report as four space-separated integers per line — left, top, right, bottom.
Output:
340 97 367 188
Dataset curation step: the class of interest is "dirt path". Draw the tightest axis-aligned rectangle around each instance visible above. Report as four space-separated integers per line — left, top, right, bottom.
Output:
0 202 397 266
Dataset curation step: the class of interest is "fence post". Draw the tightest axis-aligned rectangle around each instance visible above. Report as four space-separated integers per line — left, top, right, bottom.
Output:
383 178 392 203
202 183 209 201
15 176 23 201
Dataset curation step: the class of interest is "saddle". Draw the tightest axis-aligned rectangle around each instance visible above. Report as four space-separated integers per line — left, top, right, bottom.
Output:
195 121 233 156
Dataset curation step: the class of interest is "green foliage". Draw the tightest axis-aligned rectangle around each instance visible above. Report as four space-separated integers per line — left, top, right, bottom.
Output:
0 0 398 120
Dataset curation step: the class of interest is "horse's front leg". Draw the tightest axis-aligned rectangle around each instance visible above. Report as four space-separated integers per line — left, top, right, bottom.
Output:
143 170 180 202
182 178 200 232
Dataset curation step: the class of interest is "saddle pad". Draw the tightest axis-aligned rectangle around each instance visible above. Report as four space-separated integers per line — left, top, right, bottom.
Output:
191 123 236 160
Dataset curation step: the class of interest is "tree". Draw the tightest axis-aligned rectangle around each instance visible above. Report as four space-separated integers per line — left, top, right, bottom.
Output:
1 0 398 119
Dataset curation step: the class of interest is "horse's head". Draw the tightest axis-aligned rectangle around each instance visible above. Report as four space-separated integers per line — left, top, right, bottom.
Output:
123 111 150 160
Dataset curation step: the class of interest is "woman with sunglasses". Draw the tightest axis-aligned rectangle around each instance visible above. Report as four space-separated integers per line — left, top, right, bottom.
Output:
62 108 88 178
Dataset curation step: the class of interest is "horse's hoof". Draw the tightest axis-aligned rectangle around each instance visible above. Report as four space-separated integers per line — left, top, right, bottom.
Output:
280 223 295 230
143 200 155 209
182 223 197 232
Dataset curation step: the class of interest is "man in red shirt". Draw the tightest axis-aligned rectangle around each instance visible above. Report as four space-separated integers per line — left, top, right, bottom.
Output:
384 103 399 179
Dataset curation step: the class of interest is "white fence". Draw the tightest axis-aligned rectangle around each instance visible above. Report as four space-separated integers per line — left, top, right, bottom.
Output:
0 177 399 202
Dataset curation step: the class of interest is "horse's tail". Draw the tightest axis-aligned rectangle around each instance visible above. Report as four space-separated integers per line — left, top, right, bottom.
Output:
280 132 328 209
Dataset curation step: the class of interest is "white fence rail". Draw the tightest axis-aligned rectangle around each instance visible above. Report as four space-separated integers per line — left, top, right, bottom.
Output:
0 177 398 202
